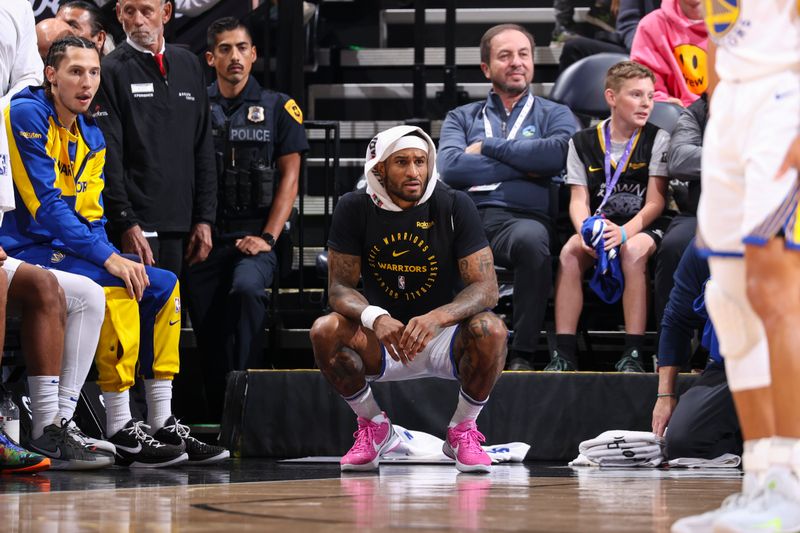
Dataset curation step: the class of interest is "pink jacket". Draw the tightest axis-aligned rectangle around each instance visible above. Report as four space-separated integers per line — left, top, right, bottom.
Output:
630 0 708 106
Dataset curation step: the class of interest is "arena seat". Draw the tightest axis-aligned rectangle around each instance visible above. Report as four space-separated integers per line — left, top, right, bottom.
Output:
549 52 629 125
647 101 684 134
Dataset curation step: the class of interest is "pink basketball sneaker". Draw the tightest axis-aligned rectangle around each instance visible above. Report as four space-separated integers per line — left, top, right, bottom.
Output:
443 420 492 473
340 413 399 472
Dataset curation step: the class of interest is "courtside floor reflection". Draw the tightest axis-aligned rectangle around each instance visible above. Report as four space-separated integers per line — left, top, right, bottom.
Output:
0 460 742 532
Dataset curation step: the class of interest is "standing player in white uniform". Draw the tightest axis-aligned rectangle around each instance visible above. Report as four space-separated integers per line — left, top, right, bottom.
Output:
673 1 800 532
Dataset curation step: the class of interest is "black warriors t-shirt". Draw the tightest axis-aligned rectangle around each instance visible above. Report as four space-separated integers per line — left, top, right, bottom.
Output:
327 183 488 324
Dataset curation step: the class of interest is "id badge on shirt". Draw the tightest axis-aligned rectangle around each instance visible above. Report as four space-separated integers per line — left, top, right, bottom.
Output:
468 183 501 192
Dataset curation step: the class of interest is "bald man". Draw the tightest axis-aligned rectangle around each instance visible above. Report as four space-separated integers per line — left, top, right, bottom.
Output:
35 19 75 60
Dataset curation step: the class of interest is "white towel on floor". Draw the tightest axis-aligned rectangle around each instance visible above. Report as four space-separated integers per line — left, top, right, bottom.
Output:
570 430 665 467
667 454 741 468
383 425 530 464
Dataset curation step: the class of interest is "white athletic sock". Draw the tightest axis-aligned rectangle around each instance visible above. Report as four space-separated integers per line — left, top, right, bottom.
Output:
51 270 105 423
57 386 81 423
343 384 381 420
449 389 487 428
103 390 132 437
743 438 772 485
28 376 61 439
770 437 800 475
144 379 173 432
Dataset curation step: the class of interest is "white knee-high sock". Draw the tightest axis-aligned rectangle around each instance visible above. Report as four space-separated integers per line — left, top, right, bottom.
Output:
28 376 60 439
50 270 105 422
103 390 132 437
343 384 382 420
144 379 173 432
449 388 487 427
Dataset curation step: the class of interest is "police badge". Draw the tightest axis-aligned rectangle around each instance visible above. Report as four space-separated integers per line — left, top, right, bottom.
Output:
247 106 265 123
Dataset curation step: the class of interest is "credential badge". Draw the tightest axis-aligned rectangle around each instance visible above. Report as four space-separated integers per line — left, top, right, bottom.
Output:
247 106 265 123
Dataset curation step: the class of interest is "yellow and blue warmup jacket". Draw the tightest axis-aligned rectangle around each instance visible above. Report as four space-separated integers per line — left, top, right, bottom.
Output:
2 86 181 392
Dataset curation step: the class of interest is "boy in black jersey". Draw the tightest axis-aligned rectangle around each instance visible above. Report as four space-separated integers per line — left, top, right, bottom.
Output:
549 61 671 372
310 125 508 473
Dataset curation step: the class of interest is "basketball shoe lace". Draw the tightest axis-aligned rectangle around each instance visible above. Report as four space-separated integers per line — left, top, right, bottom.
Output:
124 421 167 448
159 417 211 451
62 417 95 448
162 418 192 440
350 419 383 455
450 422 487 455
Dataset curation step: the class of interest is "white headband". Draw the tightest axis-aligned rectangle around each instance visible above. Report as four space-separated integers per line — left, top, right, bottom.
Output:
380 136 429 161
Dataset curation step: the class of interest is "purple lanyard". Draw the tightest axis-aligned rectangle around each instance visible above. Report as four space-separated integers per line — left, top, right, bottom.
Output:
597 121 638 215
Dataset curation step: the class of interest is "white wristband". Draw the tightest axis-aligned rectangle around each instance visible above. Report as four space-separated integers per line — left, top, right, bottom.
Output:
361 305 389 330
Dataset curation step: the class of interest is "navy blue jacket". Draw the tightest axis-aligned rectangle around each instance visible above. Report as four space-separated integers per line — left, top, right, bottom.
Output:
437 92 577 216
658 239 722 369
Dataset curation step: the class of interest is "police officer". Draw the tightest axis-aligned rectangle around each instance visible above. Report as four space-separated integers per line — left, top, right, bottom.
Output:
185 17 308 420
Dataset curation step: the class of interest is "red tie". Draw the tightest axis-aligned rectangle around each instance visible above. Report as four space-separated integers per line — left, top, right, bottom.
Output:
154 53 166 77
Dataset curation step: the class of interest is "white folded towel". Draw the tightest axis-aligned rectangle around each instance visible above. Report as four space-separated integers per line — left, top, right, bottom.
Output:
570 430 665 467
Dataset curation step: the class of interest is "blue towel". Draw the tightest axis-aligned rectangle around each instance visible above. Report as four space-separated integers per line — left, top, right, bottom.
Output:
581 215 624 304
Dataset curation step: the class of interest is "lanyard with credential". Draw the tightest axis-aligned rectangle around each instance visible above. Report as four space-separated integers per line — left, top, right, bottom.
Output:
596 121 638 215
483 93 534 139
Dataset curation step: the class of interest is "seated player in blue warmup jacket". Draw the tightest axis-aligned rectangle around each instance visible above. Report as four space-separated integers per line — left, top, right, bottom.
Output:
651 239 742 460
1 36 227 467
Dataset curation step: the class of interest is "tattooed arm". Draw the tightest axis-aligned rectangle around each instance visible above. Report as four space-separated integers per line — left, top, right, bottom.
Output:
400 246 499 355
328 248 412 364
327 249 369 322
438 246 499 323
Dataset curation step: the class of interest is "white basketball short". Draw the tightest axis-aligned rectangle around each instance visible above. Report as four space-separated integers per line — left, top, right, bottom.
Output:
2 256 23 285
367 324 460 382
698 70 800 256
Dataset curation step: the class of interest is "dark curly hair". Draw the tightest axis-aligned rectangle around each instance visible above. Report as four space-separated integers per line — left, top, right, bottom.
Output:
43 35 99 99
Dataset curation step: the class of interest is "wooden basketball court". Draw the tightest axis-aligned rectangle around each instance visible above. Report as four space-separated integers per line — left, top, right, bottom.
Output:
0 460 742 532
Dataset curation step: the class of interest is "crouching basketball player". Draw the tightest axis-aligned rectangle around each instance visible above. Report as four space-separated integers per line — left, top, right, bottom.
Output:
310 125 507 473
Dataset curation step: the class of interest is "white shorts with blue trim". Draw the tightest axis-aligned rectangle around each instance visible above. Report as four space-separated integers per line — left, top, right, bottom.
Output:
367 324 460 382
698 70 800 256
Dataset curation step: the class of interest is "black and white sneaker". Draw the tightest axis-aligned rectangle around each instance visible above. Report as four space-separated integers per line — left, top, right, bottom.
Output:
108 420 188 468
28 419 115 471
153 416 230 465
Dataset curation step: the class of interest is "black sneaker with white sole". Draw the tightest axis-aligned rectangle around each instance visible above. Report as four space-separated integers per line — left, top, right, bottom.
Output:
28 419 115 471
107 420 188 468
153 416 230 465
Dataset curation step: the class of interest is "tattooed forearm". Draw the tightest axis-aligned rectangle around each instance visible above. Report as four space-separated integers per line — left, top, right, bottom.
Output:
435 282 498 326
328 250 369 320
432 246 499 326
